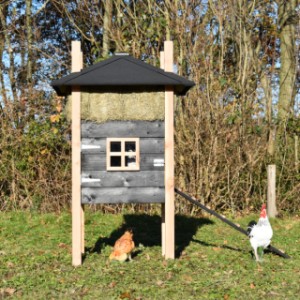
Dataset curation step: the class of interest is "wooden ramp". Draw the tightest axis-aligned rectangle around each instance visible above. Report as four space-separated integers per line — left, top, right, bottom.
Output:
175 188 290 259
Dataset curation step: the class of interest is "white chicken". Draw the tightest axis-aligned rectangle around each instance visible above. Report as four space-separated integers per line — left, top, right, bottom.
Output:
247 204 273 261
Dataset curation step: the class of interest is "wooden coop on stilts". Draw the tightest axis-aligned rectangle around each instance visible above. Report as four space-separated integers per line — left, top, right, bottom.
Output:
51 41 194 266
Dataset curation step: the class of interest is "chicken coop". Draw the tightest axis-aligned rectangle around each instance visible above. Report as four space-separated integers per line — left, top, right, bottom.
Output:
51 41 194 266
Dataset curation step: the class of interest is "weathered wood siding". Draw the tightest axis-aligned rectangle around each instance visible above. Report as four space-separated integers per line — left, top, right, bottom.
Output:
81 121 165 204
82 187 164 204
81 120 164 138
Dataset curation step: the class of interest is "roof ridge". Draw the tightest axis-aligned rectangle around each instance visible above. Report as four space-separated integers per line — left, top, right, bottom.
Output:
76 55 123 75
122 56 187 85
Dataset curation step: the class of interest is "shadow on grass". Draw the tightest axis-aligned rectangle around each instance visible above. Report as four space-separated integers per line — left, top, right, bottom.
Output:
86 214 214 260
191 238 244 253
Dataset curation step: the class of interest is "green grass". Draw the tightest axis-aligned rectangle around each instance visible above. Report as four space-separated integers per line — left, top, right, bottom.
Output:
0 210 299 299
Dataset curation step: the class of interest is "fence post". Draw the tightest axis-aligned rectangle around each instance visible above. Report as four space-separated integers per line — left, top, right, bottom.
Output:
295 135 299 172
267 164 277 218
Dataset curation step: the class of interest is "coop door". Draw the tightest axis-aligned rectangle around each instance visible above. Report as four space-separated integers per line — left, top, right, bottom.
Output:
106 138 140 171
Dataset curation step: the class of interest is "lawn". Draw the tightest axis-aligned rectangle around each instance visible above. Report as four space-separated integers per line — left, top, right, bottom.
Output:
0 210 299 299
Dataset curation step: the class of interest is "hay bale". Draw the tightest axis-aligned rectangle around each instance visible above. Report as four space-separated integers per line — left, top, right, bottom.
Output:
123 92 164 120
88 93 124 122
65 91 165 123
65 93 91 121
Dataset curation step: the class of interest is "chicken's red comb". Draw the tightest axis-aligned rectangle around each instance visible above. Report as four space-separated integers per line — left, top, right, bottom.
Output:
260 204 267 218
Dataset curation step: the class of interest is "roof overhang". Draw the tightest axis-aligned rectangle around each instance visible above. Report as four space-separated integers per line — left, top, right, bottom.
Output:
51 55 195 96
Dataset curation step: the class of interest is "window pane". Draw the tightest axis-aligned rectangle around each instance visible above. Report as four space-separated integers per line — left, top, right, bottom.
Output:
110 156 121 167
125 155 136 167
110 141 121 152
125 141 136 152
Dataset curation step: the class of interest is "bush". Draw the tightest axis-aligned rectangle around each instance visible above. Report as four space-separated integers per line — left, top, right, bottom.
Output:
0 94 71 212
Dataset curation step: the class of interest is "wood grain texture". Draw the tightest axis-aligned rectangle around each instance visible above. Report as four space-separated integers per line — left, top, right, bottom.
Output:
164 40 175 259
81 137 164 154
71 40 83 266
81 170 164 187
81 138 106 153
81 121 164 138
82 153 164 171
81 187 165 204
160 50 166 257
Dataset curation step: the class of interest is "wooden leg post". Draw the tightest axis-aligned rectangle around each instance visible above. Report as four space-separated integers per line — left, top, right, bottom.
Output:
81 204 85 253
164 41 175 259
161 204 166 256
71 41 83 266
72 87 82 266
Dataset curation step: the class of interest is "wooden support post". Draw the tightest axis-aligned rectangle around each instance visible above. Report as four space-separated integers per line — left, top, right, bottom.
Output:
161 204 166 256
267 164 277 218
71 41 83 266
160 51 165 70
164 41 175 259
160 51 166 257
81 204 85 254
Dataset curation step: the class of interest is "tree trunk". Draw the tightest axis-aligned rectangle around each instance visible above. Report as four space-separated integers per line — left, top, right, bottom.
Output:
26 0 33 86
0 36 7 109
0 6 17 102
277 0 297 123
103 0 112 57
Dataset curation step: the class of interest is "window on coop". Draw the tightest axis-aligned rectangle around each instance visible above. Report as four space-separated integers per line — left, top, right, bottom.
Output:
106 138 140 171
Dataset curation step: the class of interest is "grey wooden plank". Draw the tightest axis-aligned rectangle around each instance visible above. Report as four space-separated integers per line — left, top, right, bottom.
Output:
81 121 164 138
81 145 101 150
82 178 101 183
81 170 164 187
81 153 165 171
81 138 106 153
140 138 164 154
81 137 164 154
81 187 165 204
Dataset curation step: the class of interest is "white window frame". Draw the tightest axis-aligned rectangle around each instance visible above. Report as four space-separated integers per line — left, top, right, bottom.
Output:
106 138 140 171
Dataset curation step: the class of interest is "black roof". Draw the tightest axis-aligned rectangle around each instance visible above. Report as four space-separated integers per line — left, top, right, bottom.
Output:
51 54 195 96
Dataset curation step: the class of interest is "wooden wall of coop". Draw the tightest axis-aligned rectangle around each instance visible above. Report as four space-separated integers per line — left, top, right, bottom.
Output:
81 120 165 204
51 41 194 266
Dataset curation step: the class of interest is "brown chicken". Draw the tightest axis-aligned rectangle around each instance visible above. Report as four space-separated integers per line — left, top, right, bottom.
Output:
109 230 135 262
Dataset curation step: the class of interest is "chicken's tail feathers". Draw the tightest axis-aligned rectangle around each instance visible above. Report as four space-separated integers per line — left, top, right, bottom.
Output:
247 220 257 236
